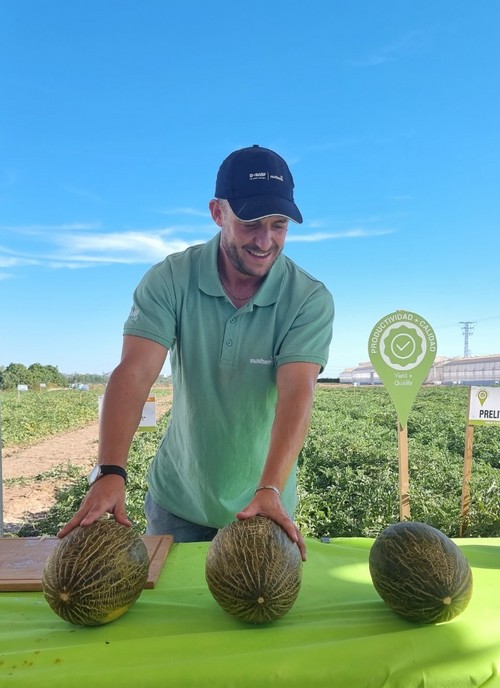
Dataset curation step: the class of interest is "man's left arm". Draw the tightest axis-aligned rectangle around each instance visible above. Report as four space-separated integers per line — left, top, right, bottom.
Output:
236 361 320 561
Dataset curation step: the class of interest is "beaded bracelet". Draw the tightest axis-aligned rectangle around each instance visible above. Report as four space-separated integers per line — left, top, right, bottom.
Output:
255 485 281 498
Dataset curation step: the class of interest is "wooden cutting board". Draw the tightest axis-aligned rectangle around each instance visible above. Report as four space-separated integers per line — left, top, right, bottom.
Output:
0 535 174 592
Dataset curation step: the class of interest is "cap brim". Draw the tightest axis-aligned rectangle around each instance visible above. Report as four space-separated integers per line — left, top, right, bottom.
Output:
228 196 303 224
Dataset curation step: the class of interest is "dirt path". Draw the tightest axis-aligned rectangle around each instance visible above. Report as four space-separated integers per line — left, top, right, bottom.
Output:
1 393 172 534
2 422 99 533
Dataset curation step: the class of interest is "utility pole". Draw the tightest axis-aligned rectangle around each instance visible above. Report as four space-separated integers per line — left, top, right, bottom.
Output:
459 321 476 357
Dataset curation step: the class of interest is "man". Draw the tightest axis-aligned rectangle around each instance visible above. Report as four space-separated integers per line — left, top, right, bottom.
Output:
59 145 334 560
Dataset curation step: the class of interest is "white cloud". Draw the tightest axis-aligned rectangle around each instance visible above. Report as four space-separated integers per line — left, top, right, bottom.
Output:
347 30 429 68
0 223 205 271
54 230 195 264
0 217 395 275
1 222 102 234
60 185 104 203
0 255 23 268
0 252 40 268
289 228 394 242
155 207 211 218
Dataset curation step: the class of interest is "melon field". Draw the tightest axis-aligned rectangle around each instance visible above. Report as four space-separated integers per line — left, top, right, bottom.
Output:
1 388 102 447
296 386 500 539
3 385 500 538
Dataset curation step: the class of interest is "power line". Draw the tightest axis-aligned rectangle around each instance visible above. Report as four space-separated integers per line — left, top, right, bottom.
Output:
436 315 500 329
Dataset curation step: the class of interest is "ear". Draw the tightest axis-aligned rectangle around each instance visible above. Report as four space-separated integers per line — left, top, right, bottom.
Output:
209 198 223 227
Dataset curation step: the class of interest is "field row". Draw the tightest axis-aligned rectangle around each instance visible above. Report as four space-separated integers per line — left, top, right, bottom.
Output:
11 385 500 539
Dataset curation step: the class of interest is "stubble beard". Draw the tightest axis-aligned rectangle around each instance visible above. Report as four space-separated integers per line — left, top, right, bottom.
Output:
220 233 282 278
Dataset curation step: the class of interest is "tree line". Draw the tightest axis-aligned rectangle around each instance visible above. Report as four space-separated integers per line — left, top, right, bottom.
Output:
0 363 109 390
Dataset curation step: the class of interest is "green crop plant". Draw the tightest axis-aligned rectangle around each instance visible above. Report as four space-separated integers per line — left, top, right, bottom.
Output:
6 386 500 539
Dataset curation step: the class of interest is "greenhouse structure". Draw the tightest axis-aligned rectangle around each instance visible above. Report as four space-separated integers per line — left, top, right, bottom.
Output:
339 354 500 386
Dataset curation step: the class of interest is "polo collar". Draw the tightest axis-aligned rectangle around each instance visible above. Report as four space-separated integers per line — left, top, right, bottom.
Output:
198 232 284 307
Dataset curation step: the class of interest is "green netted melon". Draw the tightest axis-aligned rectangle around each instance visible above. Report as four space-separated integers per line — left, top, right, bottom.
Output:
369 521 473 624
205 516 302 624
42 519 149 626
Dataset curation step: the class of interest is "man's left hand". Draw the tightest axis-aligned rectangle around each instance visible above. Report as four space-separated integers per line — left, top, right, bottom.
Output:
236 491 306 561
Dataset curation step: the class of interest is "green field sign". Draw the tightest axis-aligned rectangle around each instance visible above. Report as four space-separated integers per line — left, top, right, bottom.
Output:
368 310 437 519
368 310 437 428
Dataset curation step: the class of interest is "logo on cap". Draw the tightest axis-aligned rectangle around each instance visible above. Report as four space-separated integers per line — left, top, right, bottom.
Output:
248 172 284 182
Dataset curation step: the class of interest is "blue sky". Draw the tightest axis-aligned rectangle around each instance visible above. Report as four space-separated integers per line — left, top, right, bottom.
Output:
1 1 499 377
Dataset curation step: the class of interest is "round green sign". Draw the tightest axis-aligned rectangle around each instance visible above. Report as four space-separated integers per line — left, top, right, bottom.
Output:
368 310 437 427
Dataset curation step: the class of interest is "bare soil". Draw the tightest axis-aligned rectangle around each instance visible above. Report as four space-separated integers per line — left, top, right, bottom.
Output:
1 393 172 534
2 422 99 533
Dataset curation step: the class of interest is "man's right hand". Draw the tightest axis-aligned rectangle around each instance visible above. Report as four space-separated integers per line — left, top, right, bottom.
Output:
57 474 131 538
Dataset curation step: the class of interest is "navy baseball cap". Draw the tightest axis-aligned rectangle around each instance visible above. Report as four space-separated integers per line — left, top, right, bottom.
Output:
215 144 303 224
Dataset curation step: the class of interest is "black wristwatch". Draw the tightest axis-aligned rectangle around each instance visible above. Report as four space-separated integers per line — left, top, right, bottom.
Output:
88 464 128 486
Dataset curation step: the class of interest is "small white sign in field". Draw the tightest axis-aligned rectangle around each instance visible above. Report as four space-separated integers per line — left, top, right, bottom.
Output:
468 386 500 426
139 395 157 431
98 395 157 431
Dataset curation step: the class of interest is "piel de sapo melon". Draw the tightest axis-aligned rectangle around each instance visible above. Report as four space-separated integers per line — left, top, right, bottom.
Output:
369 521 473 624
205 515 302 624
42 519 149 626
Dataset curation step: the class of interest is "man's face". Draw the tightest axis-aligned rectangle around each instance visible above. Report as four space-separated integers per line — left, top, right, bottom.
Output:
211 199 289 278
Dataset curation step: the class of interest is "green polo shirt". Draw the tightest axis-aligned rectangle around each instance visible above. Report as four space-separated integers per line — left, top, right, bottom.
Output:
123 233 334 528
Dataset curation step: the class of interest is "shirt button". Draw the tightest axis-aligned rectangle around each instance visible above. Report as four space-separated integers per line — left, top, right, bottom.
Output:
226 340 233 347
230 317 236 324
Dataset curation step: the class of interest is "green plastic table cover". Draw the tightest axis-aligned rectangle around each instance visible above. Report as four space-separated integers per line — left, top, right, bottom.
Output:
1 537 499 687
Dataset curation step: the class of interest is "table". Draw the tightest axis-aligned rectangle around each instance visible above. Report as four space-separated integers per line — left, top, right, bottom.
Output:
1 537 499 687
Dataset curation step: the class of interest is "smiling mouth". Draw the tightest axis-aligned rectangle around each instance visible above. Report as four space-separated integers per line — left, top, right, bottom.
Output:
246 248 273 258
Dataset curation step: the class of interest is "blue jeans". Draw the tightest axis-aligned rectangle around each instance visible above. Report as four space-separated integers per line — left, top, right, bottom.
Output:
144 492 218 542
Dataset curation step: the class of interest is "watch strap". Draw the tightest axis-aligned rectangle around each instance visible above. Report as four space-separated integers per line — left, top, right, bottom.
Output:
91 464 128 485
100 465 127 483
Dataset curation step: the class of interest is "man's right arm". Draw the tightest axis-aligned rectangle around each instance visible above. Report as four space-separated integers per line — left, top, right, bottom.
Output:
57 335 168 537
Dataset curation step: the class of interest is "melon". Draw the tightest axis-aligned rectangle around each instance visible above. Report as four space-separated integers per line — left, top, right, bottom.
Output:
42 519 149 626
205 516 302 624
369 521 473 624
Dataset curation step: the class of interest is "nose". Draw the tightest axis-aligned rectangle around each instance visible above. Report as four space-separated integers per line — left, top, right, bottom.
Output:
253 226 273 251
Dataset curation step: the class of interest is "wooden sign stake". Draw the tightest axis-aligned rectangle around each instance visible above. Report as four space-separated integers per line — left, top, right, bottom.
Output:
460 385 500 535
460 418 475 536
397 421 410 520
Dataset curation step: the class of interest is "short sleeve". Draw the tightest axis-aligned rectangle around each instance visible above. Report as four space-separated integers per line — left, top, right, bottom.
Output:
275 286 334 371
123 260 177 349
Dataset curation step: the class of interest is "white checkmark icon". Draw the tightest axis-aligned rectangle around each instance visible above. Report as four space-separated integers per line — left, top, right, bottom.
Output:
396 339 412 353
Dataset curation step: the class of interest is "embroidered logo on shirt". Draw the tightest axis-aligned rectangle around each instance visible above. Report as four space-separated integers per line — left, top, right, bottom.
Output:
249 358 273 365
128 306 140 321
